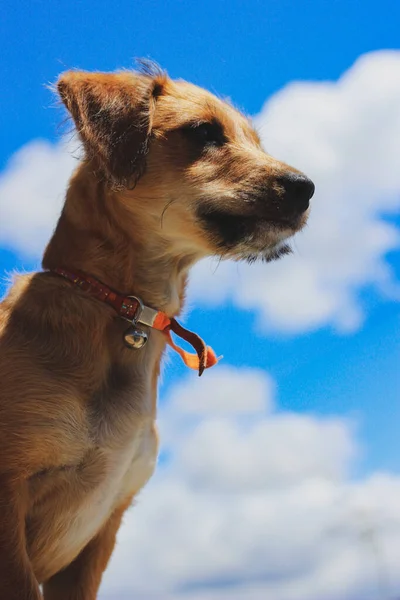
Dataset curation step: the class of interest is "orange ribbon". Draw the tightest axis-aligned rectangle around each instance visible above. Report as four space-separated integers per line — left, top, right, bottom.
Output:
153 313 218 376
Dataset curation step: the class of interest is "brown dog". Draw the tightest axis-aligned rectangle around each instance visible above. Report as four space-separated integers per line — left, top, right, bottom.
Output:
0 63 314 599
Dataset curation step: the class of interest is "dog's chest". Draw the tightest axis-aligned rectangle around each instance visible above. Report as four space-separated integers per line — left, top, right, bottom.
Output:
30 361 159 582
30 420 158 583
70 421 158 542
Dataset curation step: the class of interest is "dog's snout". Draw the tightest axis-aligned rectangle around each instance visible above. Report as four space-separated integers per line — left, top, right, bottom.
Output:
278 173 315 213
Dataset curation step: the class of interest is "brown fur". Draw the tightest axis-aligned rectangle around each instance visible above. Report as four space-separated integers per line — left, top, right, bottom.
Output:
0 63 313 599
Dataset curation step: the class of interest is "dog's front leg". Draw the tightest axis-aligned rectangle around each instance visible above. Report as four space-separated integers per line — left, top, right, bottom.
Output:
42 496 132 600
0 477 42 600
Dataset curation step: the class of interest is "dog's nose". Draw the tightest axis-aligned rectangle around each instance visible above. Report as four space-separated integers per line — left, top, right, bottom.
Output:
278 173 315 213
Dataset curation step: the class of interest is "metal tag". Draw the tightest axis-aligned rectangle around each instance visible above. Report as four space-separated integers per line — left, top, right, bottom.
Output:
123 326 148 349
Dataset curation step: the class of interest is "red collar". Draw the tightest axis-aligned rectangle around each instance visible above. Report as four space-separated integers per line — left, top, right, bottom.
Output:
52 267 218 376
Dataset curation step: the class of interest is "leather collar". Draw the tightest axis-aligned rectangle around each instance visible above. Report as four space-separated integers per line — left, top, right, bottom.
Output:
51 267 218 376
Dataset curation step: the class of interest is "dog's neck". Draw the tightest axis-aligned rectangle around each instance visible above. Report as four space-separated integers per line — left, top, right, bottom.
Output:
42 163 197 317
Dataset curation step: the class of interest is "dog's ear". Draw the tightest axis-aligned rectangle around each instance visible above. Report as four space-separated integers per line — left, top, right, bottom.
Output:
57 70 161 187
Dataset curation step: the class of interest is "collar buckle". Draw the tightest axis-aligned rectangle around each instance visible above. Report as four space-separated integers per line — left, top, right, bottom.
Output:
121 296 158 328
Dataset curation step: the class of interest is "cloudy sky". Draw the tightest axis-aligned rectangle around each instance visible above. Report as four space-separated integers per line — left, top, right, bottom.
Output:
2 1 400 598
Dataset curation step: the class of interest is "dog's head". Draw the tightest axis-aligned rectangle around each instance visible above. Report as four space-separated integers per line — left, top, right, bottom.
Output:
58 63 314 263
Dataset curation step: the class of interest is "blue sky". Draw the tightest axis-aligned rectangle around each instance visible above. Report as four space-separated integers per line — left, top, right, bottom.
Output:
2 0 400 163
2 2 400 598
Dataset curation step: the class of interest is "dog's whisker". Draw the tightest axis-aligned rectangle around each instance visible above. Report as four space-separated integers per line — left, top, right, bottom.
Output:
210 256 223 275
160 198 177 229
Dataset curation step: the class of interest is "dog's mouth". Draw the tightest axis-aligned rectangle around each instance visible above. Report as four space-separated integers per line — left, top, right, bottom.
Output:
196 207 305 262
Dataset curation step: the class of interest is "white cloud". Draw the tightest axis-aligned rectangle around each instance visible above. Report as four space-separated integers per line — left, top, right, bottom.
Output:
1 51 400 332
166 366 274 416
161 368 355 492
98 367 400 600
0 137 76 257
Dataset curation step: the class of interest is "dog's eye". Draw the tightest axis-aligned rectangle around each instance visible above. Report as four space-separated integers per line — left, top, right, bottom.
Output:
181 121 227 148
